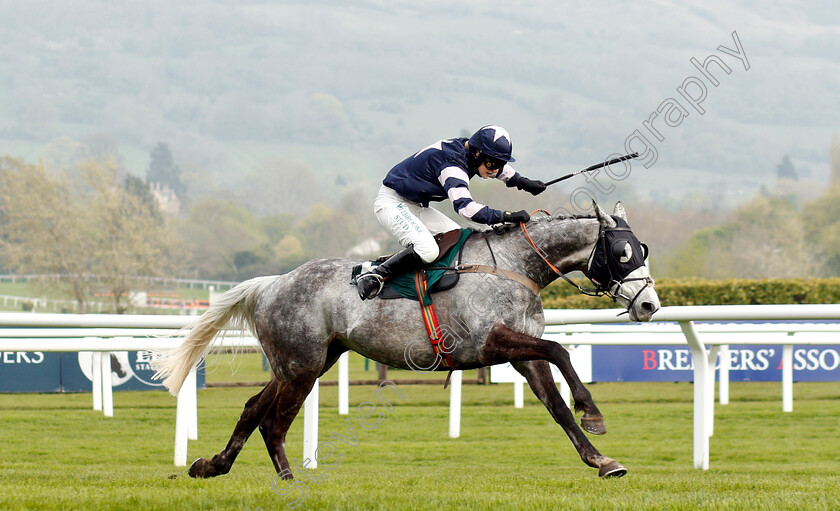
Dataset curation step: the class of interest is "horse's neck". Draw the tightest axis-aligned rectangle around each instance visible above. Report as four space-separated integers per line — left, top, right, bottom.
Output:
476 218 599 289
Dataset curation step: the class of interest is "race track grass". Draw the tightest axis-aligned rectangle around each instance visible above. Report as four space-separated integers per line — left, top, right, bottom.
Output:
1 358 839 510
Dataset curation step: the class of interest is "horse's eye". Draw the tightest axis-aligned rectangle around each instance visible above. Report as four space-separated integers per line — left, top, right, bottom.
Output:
612 241 632 263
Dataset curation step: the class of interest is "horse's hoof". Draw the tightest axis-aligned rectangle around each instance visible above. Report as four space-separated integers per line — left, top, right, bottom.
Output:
598 460 627 478
188 457 216 478
581 415 607 435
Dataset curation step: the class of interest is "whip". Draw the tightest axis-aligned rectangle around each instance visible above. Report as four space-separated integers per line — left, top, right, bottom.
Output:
545 152 639 186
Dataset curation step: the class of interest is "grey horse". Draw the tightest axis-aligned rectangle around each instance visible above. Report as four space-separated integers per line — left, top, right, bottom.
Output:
155 202 660 479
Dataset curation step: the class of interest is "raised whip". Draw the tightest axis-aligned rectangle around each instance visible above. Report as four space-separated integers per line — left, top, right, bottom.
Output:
545 152 639 186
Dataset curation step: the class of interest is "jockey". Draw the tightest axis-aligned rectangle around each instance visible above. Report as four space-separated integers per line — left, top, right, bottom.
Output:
356 124 546 300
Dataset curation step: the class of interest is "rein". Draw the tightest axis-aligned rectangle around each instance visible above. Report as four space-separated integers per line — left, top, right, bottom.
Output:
433 231 542 296
519 212 604 298
519 212 654 316
456 231 542 296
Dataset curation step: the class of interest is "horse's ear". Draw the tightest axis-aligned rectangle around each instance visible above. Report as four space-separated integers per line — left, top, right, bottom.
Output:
593 201 616 228
613 201 628 222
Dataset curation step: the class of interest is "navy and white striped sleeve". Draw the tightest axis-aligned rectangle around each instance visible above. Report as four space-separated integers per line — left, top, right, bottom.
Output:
497 165 522 188
438 166 503 224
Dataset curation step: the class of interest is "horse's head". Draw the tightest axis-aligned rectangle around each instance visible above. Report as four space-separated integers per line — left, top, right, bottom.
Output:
587 202 660 321
517 201 660 321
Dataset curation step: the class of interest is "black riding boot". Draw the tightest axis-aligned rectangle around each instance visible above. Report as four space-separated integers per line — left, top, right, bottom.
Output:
357 246 425 300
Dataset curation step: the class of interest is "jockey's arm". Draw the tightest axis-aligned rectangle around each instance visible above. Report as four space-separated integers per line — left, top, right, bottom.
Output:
438 166 504 225
498 166 546 195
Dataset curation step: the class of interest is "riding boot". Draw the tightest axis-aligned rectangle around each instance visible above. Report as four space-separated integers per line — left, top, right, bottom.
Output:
357 246 425 300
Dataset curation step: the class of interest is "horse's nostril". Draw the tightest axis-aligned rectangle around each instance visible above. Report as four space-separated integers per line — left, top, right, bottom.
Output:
641 301 655 313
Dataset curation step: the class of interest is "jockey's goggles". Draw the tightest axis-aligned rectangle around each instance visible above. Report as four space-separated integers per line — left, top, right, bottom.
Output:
481 155 507 172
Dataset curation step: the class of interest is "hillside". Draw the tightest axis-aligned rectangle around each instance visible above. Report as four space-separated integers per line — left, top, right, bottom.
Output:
2 0 839 213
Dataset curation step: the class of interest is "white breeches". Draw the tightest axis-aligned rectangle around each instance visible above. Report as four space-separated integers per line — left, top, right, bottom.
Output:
373 185 461 263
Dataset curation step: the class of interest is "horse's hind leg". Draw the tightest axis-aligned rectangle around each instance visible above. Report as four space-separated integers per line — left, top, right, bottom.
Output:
257 375 319 479
256 341 347 478
513 360 626 478
480 323 606 434
189 379 279 478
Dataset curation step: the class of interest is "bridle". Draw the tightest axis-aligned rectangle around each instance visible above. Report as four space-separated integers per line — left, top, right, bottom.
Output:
519 211 655 316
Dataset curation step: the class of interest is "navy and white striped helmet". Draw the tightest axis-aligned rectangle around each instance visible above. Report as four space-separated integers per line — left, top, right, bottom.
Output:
468 125 516 162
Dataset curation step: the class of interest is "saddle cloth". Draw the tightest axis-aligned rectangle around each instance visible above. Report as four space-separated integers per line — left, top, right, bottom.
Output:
350 228 472 302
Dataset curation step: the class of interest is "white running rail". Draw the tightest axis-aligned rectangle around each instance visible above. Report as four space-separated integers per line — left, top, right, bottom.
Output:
2 304 840 470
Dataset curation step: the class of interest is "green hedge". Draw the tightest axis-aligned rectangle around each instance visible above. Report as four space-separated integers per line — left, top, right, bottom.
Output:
541 277 840 309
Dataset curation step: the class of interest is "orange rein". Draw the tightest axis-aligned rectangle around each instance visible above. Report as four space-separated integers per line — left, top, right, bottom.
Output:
519 209 563 277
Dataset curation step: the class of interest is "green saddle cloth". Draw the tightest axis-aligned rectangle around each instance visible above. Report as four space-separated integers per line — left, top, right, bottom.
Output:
352 228 472 303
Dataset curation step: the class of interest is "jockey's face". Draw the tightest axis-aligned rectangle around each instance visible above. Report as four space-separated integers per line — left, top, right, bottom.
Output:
478 161 498 179
475 153 504 179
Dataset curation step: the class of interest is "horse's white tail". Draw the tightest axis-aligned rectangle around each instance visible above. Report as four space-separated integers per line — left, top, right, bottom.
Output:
154 275 277 396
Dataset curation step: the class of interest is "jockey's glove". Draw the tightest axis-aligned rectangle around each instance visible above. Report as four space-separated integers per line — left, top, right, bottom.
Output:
501 210 531 224
516 177 547 195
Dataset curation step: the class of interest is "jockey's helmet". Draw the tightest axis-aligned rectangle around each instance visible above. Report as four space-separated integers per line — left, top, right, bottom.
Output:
468 125 516 162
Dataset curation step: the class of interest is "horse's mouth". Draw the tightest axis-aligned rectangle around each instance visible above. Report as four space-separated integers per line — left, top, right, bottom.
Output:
630 298 660 322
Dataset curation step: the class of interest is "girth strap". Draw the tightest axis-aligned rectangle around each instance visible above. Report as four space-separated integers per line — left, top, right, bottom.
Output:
414 271 455 369
456 264 542 296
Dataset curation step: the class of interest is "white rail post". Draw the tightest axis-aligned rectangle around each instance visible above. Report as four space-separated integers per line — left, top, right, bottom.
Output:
449 370 463 438
302 380 319 468
338 352 349 415
174 379 190 466
559 373 571 408
173 364 198 466
101 350 114 417
513 377 524 408
186 367 198 440
706 345 719 437
679 320 710 470
91 350 102 411
782 341 794 412
558 341 572 407
719 345 730 405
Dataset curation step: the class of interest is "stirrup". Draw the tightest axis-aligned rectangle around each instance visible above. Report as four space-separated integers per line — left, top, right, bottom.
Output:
357 273 385 300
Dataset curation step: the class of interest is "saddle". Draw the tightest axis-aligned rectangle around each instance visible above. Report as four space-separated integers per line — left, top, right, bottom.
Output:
350 229 470 301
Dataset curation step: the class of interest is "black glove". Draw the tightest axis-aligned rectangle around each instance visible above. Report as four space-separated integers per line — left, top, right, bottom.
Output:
516 177 546 195
501 210 530 224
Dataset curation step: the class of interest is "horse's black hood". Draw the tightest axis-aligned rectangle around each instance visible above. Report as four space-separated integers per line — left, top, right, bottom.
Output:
587 216 648 289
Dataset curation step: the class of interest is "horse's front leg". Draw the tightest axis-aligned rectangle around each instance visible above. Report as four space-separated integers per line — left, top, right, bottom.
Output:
479 322 606 435
511 359 626 478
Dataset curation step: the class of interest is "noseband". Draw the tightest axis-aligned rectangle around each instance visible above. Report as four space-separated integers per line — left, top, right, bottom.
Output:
519 213 654 316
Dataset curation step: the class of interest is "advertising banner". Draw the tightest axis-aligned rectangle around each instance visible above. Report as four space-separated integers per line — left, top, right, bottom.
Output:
0 350 205 392
592 345 840 382
0 351 61 392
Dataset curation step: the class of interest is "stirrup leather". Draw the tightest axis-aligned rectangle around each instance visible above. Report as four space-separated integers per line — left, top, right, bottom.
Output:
357 272 386 299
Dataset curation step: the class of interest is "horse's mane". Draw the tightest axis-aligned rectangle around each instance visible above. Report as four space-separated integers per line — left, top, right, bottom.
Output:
481 213 596 238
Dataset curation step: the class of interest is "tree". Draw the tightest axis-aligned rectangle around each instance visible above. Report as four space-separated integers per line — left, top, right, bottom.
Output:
178 199 269 279
802 182 840 276
294 203 359 257
235 158 323 217
831 134 840 185
0 157 178 313
273 235 306 271
308 93 347 128
80 133 127 175
0 157 94 311
146 142 186 198
776 154 798 181
124 174 162 221
84 161 176 313
662 194 815 279
626 200 724 276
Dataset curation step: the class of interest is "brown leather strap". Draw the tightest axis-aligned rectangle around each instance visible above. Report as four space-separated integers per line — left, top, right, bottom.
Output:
431 229 464 263
456 264 542 296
